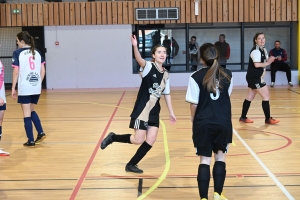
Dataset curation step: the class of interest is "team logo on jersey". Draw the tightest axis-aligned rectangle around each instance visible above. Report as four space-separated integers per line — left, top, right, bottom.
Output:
12 58 15 62
153 74 157 78
26 72 40 86
149 83 162 98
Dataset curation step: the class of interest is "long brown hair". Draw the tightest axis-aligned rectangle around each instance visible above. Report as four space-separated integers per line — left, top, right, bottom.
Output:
17 31 36 59
151 44 167 62
200 43 231 92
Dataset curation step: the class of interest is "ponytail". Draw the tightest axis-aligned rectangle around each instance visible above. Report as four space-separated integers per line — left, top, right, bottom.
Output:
202 59 220 92
30 36 36 60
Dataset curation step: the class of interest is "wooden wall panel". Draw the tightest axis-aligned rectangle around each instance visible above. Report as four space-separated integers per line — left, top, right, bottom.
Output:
59 2 64 25
265 0 270 21
287 0 291 21
292 0 297 21
259 0 265 22
270 0 275 22
282 0 287 21
85 2 91 25
243 0 249 22
64 3 70 25
0 1 297 27
38 3 43 26
112 1 117 24
11 4 17 26
27 4 32 26
69 3 75 25
53 3 59 26
96 2 102 25
207 0 212 22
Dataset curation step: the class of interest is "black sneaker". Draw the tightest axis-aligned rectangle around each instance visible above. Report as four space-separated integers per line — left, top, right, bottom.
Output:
35 132 46 144
23 141 35 147
125 164 143 174
100 132 115 150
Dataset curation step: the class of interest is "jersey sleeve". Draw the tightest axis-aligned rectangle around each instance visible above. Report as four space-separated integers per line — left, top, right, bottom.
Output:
250 49 261 62
186 76 200 104
140 61 152 78
162 77 170 95
228 76 233 96
12 51 19 68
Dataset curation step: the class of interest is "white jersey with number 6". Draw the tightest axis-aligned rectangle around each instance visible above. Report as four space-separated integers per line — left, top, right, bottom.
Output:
12 47 45 96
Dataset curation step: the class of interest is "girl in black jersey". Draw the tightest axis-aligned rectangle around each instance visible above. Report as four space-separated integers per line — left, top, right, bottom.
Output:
186 43 232 200
101 35 177 174
239 32 280 125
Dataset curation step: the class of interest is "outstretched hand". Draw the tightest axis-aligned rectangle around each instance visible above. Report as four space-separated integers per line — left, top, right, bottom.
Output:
131 35 138 47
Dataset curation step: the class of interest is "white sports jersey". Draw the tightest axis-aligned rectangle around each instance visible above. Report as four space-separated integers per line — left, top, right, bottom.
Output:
12 47 45 96
0 60 6 103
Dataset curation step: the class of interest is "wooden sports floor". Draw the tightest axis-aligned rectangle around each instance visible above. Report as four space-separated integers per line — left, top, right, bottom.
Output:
0 86 299 200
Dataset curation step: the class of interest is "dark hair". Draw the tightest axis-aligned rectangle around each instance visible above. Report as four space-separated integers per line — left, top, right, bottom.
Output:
274 40 281 44
151 44 167 62
253 32 264 47
199 43 231 92
219 34 225 38
191 36 196 40
17 31 36 59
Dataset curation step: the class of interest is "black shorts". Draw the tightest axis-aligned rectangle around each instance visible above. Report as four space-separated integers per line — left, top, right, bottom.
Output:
18 94 40 104
193 125 231 157
246 76 266 89
129 118 159 130
0 103 6 111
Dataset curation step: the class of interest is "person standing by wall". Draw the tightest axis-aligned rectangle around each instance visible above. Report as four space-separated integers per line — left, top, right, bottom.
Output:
214 34 230 69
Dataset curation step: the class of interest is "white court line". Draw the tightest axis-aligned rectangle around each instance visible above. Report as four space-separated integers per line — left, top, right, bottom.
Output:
233 129 295 200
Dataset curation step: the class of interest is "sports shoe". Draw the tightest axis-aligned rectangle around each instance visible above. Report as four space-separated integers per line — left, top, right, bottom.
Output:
35 132 46 144
100 132 115 150
288 82 293 87
125 164 143 174
23 141 35 147
265 117 280 124
0 149 9 156
271 82 275 87
214 192 228 200
239 117 254 123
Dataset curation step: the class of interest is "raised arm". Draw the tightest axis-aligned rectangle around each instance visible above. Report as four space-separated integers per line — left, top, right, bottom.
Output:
131 35 146 67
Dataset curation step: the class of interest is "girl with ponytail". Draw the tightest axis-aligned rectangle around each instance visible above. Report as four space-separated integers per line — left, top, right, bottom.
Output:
186 43 232 200
12 31 46 147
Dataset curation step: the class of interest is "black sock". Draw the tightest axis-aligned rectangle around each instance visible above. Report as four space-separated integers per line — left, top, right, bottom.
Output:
262 101 270 120
197 164 210 199
213 161 226 195
241 99 251 119
0 126 2 141
127 141 152 166
112 134 131 143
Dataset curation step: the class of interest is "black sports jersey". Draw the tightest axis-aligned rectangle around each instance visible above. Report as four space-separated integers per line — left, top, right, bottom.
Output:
130 61 170 123
186 67 233 146
247 46 268 78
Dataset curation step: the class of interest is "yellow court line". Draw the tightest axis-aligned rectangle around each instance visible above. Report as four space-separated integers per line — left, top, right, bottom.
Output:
137 120 170 200
41 97 169 199
232 141 236 146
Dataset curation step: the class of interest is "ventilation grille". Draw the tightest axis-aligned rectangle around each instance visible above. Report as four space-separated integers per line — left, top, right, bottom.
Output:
136 8 179 20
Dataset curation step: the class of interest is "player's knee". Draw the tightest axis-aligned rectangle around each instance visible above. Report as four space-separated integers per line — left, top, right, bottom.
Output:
133 137 145 145
145 137 157 146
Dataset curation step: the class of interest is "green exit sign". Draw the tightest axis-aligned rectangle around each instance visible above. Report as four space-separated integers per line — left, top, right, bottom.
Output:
12 9 21 14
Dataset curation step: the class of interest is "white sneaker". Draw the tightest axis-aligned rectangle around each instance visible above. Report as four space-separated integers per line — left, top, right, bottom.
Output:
288 82 293 87
0 149 9 156
271 82 275 87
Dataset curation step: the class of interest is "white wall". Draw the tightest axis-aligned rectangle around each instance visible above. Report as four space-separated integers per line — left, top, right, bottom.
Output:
44 25 298 89
45 25 142 89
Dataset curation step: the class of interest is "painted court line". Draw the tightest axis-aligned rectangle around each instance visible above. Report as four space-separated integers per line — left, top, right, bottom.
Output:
233 129 295 200
69 91 126 200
